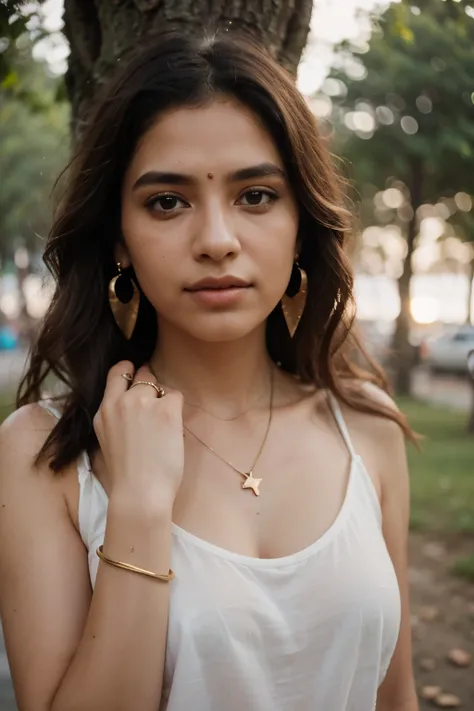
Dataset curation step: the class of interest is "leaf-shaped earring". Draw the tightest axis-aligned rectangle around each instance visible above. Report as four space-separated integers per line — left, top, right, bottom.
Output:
281 262 307 338
108 262 140 339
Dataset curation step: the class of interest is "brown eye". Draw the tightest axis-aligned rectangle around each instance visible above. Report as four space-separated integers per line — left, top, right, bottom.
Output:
146 193 189 213
238 189 278 207
157 196 180 211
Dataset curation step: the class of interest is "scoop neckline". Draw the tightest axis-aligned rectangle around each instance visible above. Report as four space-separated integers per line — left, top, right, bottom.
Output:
170 457 360 568
88 454 361 569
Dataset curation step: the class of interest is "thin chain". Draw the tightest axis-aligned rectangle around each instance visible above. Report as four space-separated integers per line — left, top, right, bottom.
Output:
150 364 271 422
183 385 268 422
183 367 274 478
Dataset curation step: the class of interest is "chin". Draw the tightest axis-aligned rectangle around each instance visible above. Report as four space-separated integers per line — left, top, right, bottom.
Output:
182 312 266 343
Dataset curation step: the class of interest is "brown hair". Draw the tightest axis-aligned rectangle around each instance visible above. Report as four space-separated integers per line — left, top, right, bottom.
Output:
17 30 415 472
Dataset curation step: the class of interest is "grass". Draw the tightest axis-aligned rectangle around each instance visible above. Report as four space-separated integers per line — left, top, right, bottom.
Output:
0 387 17 424
452 555 474 582
398 397 474 536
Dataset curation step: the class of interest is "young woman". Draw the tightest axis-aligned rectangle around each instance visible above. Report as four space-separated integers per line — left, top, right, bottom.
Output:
0 31 419 711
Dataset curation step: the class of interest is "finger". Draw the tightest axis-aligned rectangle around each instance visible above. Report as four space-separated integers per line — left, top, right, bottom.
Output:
128 365 164 399
103 360 136 403
130 364 183 400
133 364 157 384
135 364 183 399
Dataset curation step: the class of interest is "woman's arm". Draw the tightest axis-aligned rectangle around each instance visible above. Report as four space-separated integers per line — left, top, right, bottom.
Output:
0 404 173 711
367 391 419 711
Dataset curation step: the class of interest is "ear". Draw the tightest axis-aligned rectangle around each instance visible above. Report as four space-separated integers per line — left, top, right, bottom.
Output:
114 241 131 269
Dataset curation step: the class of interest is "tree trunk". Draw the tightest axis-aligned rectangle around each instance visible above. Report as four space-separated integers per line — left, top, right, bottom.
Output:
467 382 474 435
63 0 313 124
391 159 423 396
466 256 474 325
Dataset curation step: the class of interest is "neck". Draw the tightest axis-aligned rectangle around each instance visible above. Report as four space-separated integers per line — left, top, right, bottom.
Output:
150 324 274 418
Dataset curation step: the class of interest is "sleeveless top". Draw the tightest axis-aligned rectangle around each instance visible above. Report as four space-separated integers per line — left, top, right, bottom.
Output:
39 394 401 711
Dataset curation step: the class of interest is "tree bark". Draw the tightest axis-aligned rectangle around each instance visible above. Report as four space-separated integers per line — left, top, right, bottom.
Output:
468 383 474 435
465 256 474 325
63 0 313 124
391 159 423 396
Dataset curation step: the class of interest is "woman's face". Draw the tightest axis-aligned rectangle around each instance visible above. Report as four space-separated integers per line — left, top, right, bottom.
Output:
120 97 299 342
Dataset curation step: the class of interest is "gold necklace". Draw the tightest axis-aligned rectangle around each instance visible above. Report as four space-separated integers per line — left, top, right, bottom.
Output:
184 395 262 421
183 368 274 496
183 368 272 421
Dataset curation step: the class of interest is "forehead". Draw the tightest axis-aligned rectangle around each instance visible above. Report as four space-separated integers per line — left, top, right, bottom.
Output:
127 98 283 177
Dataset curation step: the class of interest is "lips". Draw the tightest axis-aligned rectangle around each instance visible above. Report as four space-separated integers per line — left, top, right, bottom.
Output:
186 276 250 291
185 276 252 308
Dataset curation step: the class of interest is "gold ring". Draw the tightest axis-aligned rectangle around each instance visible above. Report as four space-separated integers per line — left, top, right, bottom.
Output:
121 373 133 381
130 380 165 398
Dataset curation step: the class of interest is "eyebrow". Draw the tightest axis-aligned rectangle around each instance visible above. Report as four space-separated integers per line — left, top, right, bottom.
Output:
132 162 286 190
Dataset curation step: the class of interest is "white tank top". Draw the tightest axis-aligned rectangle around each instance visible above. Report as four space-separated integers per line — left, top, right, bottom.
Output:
40 394 401 711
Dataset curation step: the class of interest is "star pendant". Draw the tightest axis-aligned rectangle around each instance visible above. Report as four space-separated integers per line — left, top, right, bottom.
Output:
241 472 262 496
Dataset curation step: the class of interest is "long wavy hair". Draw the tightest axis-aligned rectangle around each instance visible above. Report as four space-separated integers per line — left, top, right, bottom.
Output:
17 31 414 472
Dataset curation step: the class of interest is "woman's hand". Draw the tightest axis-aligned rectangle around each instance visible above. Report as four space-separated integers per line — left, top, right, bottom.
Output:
93 361 184 509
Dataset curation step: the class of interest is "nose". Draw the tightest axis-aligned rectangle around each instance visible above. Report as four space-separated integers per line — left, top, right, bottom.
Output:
192 202 241 262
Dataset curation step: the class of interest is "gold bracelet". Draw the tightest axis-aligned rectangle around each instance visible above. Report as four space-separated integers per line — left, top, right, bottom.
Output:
96 545 174 582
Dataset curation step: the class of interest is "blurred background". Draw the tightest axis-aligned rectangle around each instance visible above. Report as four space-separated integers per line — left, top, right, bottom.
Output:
0 0 473 708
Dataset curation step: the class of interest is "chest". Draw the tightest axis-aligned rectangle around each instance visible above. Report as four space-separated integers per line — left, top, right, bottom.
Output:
64 402 382 562
171 407 361 559
164 520 401 682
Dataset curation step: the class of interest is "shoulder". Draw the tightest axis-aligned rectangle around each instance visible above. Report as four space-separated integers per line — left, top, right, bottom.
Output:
0 402 64 492
341 380 404 445
1 402 85 539
0 401 58 451
338 382 408 496
0 400 83 530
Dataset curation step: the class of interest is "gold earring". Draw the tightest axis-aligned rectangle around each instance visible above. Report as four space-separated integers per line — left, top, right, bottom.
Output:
281 262 307 338
108 262 140 339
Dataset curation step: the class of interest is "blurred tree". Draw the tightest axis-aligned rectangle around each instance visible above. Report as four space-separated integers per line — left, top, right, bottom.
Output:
61 0 312 126
0 1 47 80
327 0 474 394
447 209 474 324
2 2 313 125
0 38 70 264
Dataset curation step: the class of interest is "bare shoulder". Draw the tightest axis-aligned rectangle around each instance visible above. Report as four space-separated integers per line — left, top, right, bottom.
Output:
338 382 408 495
342 380 404 444
0 402 57 468
0 402 69 516
0 401 82 527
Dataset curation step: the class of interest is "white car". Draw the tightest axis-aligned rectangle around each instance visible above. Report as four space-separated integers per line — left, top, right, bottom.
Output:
421 326 474 374
468 349 474 379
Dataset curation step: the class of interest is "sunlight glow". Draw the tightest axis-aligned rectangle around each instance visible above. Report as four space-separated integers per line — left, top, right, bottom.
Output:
411 297 440 324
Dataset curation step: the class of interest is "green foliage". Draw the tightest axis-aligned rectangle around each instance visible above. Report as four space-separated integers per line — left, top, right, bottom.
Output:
0 38 70 258
0 1 47 80
0 383 15 422
328 0 474 215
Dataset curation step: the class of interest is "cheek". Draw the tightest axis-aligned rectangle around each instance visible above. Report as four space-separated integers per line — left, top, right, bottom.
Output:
122 238 182 311
131 248 178 305
121 203 182 293
253 207 298 282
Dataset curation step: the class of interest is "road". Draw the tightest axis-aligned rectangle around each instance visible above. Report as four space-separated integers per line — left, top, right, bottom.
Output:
412 366 472 412
0 627 16 711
